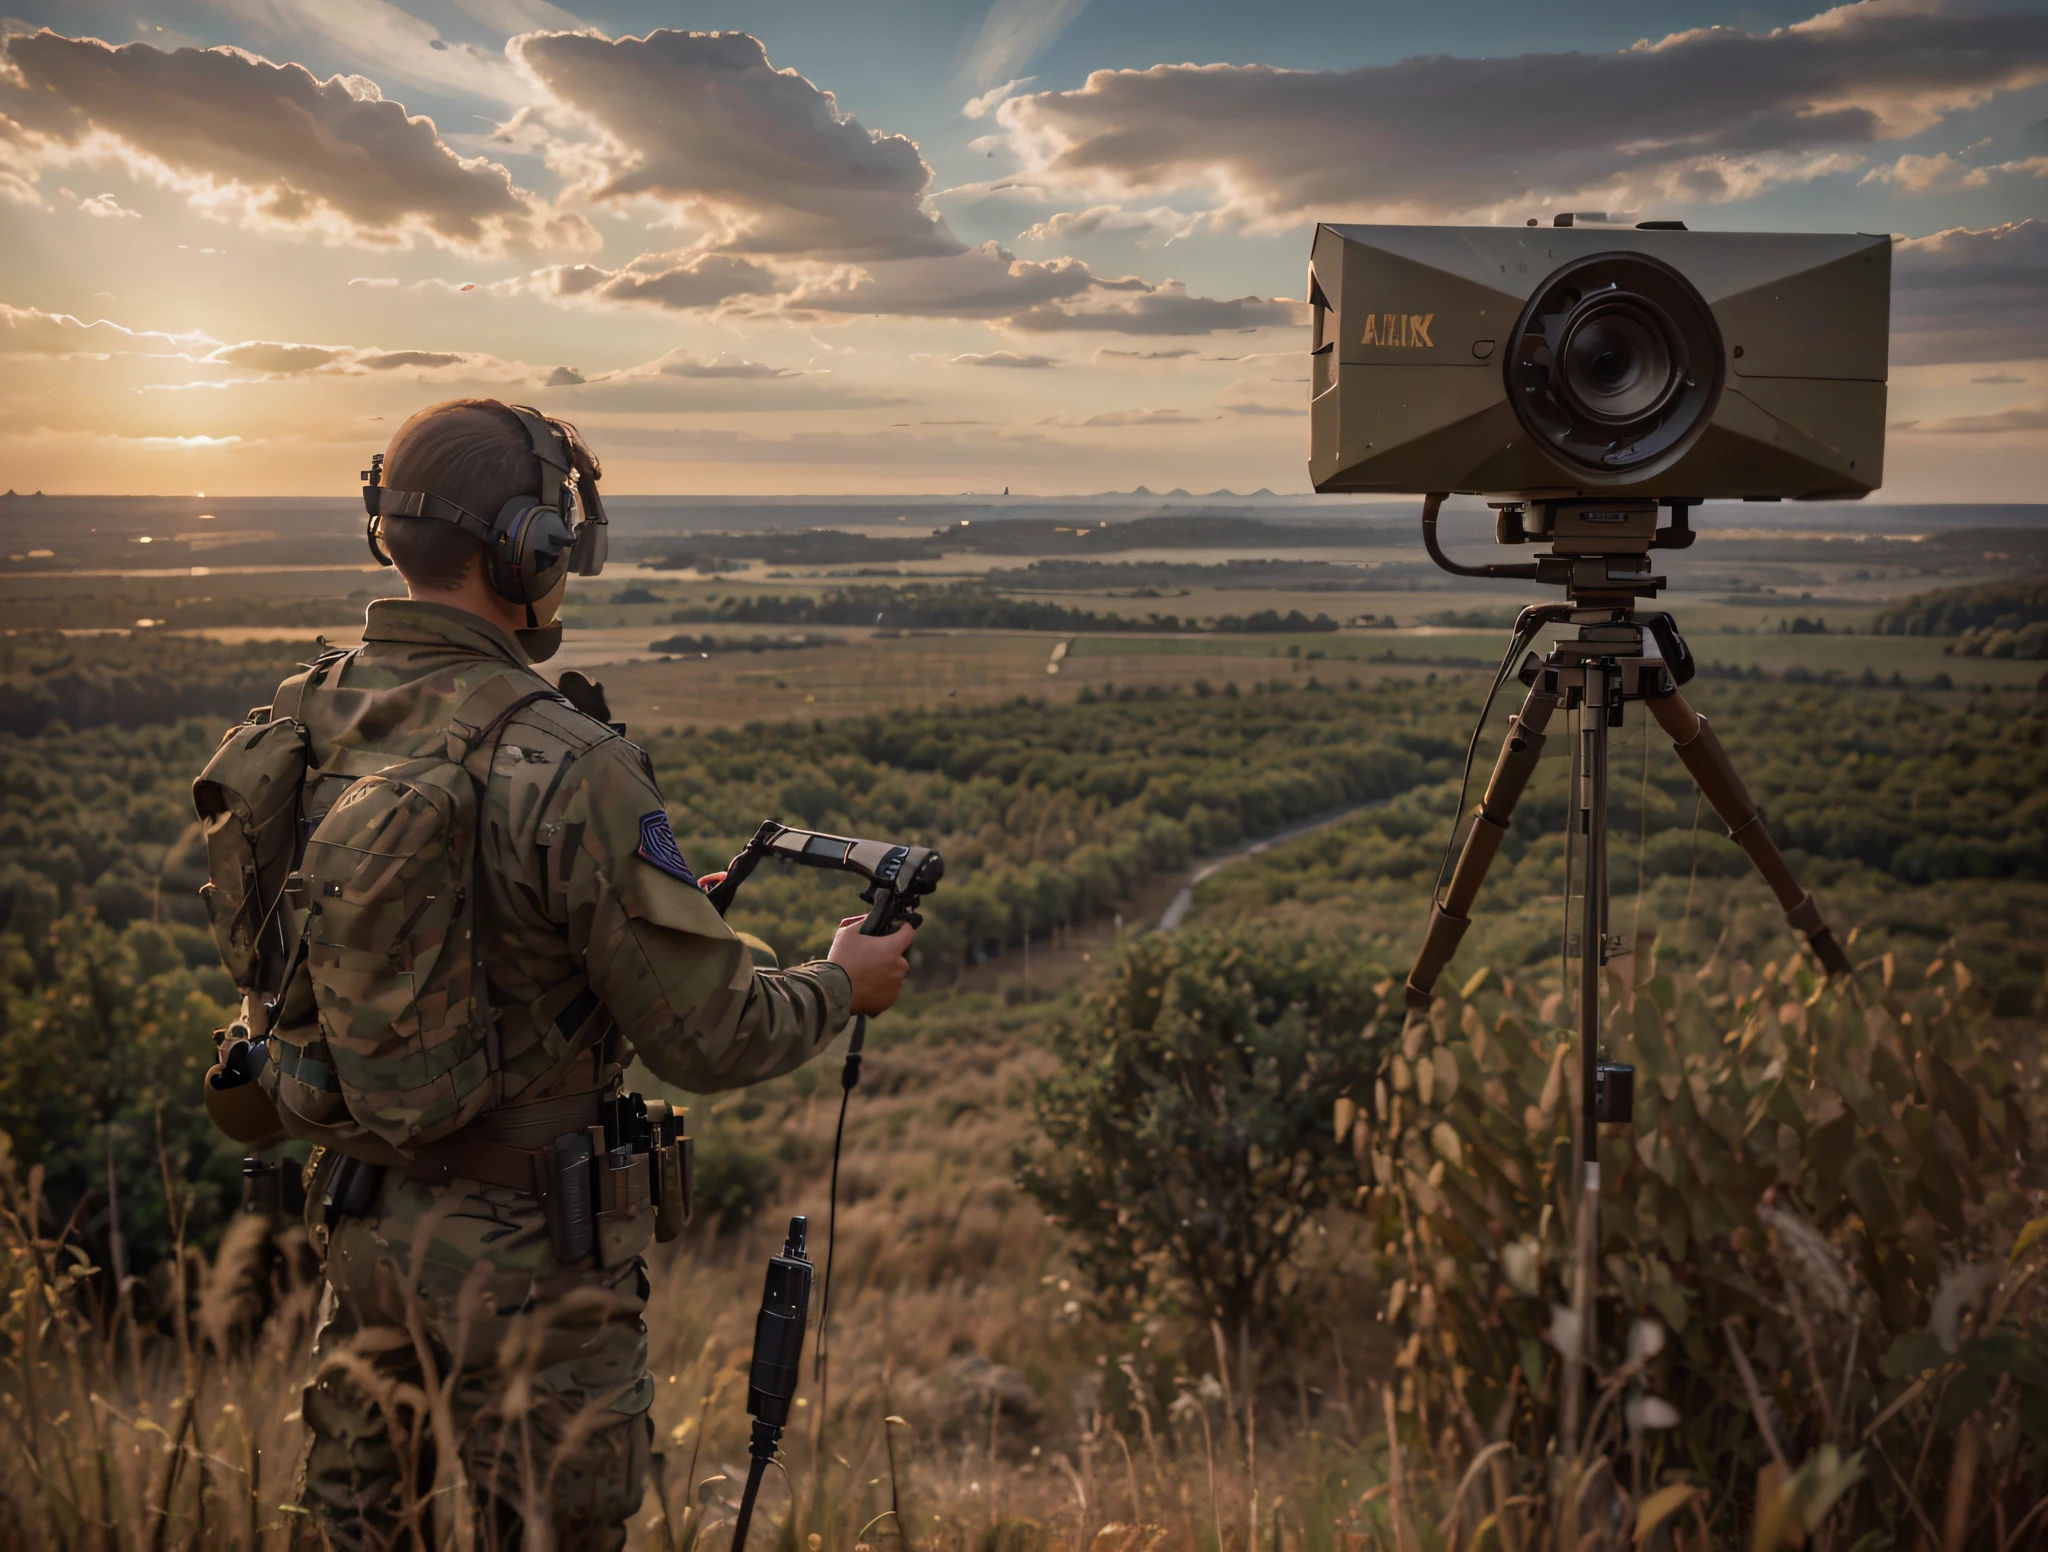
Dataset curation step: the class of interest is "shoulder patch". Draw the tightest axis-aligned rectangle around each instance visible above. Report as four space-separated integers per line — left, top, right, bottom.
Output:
636 810 698 885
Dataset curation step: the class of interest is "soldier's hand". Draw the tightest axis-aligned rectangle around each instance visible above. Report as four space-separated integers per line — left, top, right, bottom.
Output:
828 914 914 1016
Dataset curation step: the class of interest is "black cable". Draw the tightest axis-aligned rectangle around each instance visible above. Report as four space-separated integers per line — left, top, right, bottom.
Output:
1420 493 1540 580
729 1420 778 1552
1562 708 1580 1028
813 1013 865 1384
1426 606 1559 910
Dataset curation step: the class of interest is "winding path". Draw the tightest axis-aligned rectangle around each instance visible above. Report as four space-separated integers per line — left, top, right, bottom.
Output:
1153 800 1381 932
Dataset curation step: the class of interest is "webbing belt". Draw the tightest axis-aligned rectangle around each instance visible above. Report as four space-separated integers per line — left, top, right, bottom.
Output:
397 1085 611 1195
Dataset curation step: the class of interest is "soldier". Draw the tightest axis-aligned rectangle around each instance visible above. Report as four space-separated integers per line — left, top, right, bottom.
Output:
195 398 913 1550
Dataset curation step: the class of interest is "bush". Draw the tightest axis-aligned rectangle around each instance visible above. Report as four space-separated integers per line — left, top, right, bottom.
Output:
1357 943 2046 1545
692 1123 777 1235
1020 928 1396 1345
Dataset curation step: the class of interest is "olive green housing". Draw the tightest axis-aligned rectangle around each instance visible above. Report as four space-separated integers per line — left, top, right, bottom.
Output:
1307 224 1891 499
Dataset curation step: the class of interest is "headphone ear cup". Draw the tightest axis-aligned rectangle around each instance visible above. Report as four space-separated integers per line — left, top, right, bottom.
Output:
487 498 576 604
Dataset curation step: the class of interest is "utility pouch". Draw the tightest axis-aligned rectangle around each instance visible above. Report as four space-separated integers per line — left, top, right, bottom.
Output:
191 649 352 1006
600 1148 651 1215
654 1141 688 1242
193 712 314 992
596 1146 654 1267
542 1131 595 1264
322 1154 386 1227
640 1098 693 1241
263 1026 358 1137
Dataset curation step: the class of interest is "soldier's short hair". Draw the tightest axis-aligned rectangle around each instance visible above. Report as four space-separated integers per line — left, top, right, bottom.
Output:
379 399 541 590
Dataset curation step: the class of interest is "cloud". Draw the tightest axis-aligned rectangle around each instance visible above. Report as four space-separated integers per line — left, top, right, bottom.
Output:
358 349 473 370
1016 203 1198 246
164 336 553 383
1897 401 2048 434
952 350 1058 368
780 242 1097 318
507 234 1304 336
0 302 213 355
1971 373 2026 385
964 77 1035 119
349 276 479 293
1863 151 2048 191
1065 406 1199 426
508 250 787 311
1892 221 2048 365
1007 280 1305 335
1096 346 1196 362
0 32 596 255
637 348 799 379
961 0 1092 92
206 340 352 373
994 1 2048 223
78 192 139 219
512 30 961 261
782 247 1301 334
1217 372 1305 417
526 345 900 410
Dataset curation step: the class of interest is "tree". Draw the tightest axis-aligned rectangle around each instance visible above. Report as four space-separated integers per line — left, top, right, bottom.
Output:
0 916 243 1287
1020 928 1394 1354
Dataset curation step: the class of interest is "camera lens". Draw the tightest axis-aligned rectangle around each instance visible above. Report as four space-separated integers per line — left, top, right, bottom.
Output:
1559 300 1678 424
1506 253 1722 478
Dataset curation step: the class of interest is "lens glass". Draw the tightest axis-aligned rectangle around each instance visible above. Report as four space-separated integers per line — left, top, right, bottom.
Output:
1505 252 1724 477
1561 304 1674 423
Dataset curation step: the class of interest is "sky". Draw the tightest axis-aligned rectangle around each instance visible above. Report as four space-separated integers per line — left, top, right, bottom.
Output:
0 0 2044 497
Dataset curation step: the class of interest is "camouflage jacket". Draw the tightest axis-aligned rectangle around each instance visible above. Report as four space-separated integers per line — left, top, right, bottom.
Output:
283 599 851 1104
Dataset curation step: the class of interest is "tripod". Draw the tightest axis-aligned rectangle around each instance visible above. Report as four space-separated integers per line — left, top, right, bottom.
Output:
1403 493 1851 1452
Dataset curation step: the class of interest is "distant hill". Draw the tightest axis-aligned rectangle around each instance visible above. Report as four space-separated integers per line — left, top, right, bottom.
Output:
1874 578 2048 659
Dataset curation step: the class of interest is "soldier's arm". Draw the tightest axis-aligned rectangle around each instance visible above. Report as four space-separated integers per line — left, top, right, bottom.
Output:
548 738 852 1092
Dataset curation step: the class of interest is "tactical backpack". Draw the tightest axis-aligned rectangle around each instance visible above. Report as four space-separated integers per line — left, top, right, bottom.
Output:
194 650 561 1157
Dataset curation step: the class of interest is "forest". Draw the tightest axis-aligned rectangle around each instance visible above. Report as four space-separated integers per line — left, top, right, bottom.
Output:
666 582 1343 635
1875 578 2048 659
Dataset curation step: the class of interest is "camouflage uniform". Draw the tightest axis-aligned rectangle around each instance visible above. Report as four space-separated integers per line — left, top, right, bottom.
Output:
287 599 851 1550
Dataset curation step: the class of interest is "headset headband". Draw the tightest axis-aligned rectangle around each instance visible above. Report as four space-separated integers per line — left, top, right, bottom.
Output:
508 405 574 513
363 406 578 524
362 404 605 574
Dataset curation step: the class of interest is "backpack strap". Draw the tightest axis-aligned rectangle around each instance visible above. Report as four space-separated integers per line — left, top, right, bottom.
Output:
446 670 570 777
271 645 357 728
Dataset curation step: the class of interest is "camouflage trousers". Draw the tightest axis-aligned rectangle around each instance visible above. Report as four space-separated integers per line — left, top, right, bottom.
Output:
299 1163 656 1551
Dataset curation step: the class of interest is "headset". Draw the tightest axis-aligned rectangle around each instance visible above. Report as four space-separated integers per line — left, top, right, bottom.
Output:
361 404 609 621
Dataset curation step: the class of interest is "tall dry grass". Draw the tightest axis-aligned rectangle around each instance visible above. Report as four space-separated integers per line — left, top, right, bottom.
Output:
0 1008 1401 1552
1 963 2041 1552
0 1131 321 1549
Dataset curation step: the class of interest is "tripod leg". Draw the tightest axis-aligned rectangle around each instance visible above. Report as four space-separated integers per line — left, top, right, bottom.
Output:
1406 677 1565 1009
1646 688 1851 977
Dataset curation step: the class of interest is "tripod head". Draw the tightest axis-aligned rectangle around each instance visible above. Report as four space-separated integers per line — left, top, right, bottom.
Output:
1420 492 1698 607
